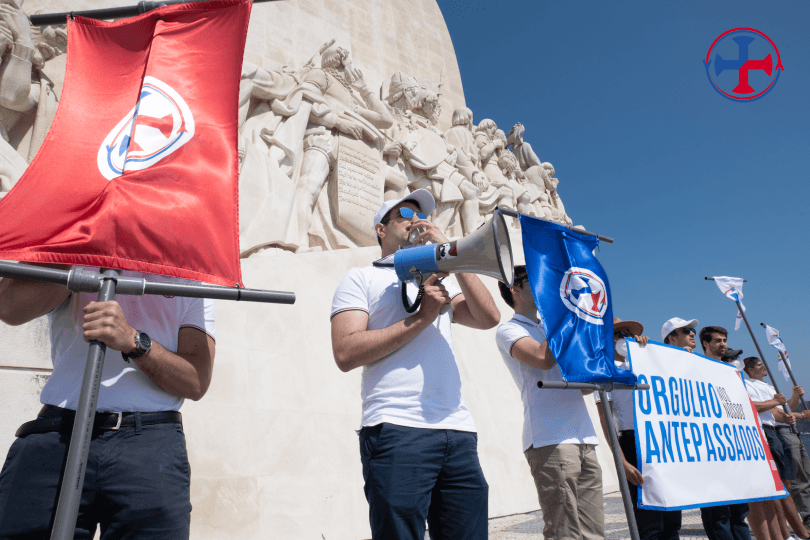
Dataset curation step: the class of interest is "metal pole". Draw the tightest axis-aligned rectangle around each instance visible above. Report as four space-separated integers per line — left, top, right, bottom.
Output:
50 269 119 540
29 0 282 26
759 323 808 412
537 380 650 391
598 389 641 540
734 301 795 430
496 207 614 244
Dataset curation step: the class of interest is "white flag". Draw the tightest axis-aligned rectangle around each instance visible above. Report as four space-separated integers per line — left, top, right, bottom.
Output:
765 324 792 381
712 276 745 330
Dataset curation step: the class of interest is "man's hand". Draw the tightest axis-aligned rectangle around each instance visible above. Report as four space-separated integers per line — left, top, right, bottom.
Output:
384 140 405 160
624 459 644 486
408 217 448 245
684 346 693 353
635 335 649 347
774 393 788 406
348 67 369 94
418 273 451 321
335 117 363 139
82 301 137 352
793 386 805 398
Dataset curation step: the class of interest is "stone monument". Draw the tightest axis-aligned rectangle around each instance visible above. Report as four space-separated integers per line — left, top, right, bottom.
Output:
0 1 605 539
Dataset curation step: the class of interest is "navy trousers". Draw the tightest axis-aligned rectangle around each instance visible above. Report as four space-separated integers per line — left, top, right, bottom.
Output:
700 504 751 540
0 419 191 539
359 423 488 540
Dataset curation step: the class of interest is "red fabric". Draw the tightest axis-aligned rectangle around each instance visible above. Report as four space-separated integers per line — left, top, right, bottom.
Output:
0 0 250 287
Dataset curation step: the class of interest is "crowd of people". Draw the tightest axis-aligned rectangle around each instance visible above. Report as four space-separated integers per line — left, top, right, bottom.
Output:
0 186 806 540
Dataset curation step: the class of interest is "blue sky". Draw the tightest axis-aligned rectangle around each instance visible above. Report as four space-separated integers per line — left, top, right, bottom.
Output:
438 1 810 392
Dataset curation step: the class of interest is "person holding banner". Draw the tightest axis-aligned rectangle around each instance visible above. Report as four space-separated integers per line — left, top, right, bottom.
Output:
330 189 500 540
596 318 683 540
743 357 810 540
495 264 605 540
693 324 753 540
0 269 216 538
661 318 698 353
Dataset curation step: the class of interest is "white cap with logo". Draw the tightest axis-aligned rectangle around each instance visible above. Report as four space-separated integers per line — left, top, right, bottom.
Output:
661 317 699 340
372 188 436 228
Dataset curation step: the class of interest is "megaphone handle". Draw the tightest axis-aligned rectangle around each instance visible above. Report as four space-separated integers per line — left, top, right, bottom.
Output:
440 304 451 315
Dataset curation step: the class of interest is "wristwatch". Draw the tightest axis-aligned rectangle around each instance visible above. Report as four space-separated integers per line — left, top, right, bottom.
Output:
121 330 152 363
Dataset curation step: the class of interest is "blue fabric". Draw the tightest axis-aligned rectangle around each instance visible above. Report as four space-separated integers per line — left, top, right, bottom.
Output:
0 420 190 539
519 215 635 384
359 423 488 540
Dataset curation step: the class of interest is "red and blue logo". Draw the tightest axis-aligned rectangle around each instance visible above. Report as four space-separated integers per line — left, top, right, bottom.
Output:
705 28 783 102
97 76 195 180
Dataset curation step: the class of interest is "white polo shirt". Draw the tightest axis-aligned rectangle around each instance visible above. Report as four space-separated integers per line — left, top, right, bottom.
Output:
41 271 215 412
495 314 599 451
593 360 636 432
331 265 476 431
745 378 780 427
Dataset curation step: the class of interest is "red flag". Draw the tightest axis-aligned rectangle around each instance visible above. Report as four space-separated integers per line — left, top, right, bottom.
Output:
0 0 251 287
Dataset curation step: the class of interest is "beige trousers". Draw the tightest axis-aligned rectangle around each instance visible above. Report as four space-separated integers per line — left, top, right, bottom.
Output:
524 443 604 540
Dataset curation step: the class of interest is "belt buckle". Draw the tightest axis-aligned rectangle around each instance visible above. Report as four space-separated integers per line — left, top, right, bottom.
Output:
110 411 123 430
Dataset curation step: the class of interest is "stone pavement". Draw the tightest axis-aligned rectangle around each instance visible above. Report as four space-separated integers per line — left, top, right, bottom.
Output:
427 492 711 539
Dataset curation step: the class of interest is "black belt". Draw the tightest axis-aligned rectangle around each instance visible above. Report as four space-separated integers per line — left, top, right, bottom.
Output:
762 424 776 431
15 405 182 438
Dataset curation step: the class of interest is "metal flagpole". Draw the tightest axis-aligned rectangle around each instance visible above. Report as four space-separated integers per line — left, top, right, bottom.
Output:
496 207 614 244
598 389 641 540
0 261 295 538
759 323 808 412
537 380 649 540
29 0 283 27
50 269 119 540
704 278 794 427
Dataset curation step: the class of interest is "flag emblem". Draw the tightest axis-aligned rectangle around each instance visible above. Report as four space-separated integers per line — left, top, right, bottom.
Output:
559 267 607 324
97 76 195 180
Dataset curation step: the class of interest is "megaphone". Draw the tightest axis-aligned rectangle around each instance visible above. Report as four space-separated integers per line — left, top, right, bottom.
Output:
392 208 514 286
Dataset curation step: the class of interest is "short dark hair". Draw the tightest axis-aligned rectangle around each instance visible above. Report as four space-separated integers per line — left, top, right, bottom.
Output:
498 265 528 309
699 326 728 352
743 356 760 374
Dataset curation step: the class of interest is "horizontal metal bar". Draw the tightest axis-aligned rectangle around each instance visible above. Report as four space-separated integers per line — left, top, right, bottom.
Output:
29 0 281 26
704 277 747 282
0 261 295 304
497 207 614 244
537 380 650 391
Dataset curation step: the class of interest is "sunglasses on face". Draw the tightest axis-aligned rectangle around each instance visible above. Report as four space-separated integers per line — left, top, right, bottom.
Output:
674 327 696 336
397 207 426 220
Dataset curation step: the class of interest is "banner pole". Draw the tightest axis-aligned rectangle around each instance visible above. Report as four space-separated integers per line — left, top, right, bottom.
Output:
29 0 282 26
759 323 807 412
598 388 641 540
735 301 795 430
50 269 119 540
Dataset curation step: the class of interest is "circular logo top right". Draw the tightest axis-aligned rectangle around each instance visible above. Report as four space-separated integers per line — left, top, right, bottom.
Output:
705 28 783 102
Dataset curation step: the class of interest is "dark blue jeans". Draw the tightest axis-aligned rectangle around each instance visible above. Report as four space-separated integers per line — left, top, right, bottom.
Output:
0 419 190 539
700 504 751 540
359 423 488 540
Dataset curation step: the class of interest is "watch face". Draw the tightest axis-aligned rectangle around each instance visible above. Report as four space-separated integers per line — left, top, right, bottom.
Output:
138 332 152 350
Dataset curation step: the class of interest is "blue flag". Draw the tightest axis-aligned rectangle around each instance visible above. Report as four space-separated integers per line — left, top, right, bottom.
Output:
520 215 635 384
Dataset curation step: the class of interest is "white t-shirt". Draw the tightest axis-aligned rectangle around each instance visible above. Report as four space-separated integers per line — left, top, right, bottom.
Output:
594 360 635 432
495 314 599 450
41 271 216 412
745 378 781 427
330 265 475 432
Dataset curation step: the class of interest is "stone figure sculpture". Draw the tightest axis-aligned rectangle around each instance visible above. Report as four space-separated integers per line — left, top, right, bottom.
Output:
0 2 65 198
382 72 479 237
474 119 520 215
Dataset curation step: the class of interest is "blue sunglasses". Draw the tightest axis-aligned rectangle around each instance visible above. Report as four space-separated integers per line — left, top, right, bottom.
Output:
398 207 426 220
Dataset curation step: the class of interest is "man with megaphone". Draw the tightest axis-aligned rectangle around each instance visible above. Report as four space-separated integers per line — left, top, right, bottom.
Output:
331 189 500 540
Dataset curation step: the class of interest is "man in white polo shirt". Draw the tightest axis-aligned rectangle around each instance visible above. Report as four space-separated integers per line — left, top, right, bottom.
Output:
330 189 500 540
495 264 603 540
661 317 698 352
0 268 215 538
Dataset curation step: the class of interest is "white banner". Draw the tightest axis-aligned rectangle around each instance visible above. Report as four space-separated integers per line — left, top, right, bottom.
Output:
628 341 786 510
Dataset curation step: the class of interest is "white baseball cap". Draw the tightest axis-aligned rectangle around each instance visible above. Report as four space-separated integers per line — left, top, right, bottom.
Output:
661 318 699 340
372 188 436 228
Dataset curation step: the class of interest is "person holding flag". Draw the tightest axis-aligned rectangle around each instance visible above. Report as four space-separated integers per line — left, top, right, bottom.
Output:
495 265 605 540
